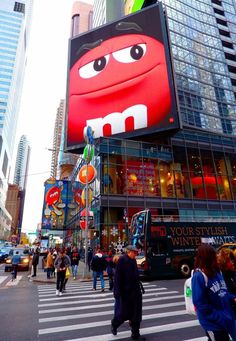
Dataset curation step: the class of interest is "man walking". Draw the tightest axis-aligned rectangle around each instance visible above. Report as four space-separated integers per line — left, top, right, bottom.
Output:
31 248 39 277
111 245 145 340
70 246 80 280
91 248 107 292
12 250 21 280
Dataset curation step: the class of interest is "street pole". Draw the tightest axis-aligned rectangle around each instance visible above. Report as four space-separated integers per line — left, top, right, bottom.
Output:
83 161 89 278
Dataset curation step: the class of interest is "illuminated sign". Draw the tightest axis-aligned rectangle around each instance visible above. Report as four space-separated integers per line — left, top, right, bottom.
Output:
66 3 179 150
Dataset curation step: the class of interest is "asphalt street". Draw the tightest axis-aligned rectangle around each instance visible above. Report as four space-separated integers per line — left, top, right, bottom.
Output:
0 263 207 341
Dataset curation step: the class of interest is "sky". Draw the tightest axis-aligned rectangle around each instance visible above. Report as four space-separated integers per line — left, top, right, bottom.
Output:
14 0 94 232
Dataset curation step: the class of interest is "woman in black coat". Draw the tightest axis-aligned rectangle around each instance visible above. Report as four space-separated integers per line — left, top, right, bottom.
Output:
111 245 144 340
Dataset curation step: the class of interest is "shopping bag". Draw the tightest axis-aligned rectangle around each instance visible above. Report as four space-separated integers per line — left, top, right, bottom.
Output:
66 267 70 278
184 271 196 315
184 269 208 315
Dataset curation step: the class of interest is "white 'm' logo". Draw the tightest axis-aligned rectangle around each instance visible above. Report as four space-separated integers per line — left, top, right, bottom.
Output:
86 104 147 138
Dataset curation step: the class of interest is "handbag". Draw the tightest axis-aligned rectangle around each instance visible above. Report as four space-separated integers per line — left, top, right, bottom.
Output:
66 267 70 278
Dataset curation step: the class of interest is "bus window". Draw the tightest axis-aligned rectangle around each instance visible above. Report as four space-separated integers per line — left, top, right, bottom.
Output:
149 240 168 256
131 211 146 237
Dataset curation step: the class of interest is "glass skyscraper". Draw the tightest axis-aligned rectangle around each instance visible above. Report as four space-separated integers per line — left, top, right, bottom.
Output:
65 0 236 251
13 134 30 190
0 0 33 237
163 0 236 135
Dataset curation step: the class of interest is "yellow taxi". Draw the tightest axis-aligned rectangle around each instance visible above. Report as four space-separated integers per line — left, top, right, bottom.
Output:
217 243 236 255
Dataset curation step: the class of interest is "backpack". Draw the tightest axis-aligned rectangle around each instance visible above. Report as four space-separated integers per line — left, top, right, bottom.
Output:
184 269 208 315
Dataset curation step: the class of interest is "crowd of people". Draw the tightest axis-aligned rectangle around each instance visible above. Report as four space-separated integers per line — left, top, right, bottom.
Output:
27 242 236 340
30 244 144 340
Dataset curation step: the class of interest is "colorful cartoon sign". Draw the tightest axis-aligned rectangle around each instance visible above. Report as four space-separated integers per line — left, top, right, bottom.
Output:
65 3 179 150
78 164 97 185
42 179 82 229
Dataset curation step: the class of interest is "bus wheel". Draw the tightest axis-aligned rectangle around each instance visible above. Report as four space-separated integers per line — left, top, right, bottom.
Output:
179 262 191 277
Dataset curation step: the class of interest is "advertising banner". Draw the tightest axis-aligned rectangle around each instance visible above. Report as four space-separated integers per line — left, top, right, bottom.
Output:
65 3 179 151
41 179 82 229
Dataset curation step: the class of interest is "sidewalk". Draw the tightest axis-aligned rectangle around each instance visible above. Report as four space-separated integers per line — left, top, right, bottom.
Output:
29 261 93 284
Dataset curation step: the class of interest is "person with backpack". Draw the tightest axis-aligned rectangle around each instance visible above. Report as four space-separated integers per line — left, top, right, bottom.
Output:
54 248 71 296
192 244 236 341
91 248 107 292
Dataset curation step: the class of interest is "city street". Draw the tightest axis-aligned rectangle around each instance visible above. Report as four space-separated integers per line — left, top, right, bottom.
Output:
0 264 207 341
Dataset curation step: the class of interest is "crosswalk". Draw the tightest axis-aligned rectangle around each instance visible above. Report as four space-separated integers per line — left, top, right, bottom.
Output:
37 281 207 341
0 274 22 286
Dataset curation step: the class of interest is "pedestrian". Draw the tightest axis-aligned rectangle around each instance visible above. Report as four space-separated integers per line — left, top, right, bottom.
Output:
11 250 21 280
87 247 93 272
70 246 80 280
217 248 236 340
111 245 145 340
54 248 71 296
46 249 54 279
192 244 236 341
31 247 39 277
91 248 107 292
52 250 57 277
106 250 115 291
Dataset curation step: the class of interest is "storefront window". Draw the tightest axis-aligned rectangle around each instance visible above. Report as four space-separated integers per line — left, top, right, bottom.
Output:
187 148 205 199
125 157 144 196
159 161 175 198
214 152 232 200
143 159 159 197
225 154 236 200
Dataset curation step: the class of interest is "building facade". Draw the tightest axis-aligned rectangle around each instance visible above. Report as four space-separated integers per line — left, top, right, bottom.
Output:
0 0 33 238
64 0 236 251
71 1 93 37
14 134 30 190
5 183 21 241
93 0 123 27
51 100 65 178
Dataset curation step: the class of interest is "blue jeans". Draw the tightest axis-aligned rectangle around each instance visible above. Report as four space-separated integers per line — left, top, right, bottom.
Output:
72 264 78 277
93 271 105 290
47 268 52 279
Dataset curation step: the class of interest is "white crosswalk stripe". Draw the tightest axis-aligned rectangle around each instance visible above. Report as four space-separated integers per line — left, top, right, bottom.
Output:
37 281 204 340
5 275 22 286
0 275 7 284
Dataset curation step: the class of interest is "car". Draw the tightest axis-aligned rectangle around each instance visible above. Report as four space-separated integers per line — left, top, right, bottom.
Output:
5 247 30 272
217 243 236 255
0 247 11 263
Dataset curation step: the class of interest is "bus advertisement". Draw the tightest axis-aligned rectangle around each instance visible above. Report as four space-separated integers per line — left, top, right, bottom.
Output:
130 210 236 278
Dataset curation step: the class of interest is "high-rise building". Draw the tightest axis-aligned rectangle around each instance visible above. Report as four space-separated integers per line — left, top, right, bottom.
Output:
5 183 21 240
0 0 33 238
71 1 93 37
57 1 93 180
51 100 65 178
6 134 31 241
93 0 123 27
64 0 236 251
14 134 30 190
